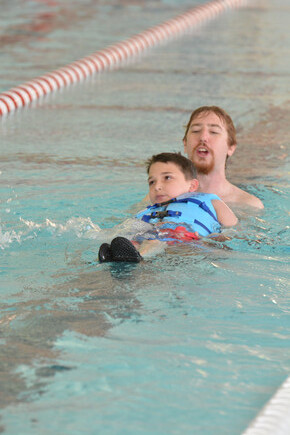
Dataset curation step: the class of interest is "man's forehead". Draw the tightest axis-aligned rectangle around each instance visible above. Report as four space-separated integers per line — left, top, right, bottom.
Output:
191 112 226 128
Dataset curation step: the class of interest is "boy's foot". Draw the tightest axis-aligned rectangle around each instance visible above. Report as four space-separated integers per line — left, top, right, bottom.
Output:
110 237 142 263
98 243 113 263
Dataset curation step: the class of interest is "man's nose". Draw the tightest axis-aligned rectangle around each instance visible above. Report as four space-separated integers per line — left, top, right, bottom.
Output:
199 129 209 143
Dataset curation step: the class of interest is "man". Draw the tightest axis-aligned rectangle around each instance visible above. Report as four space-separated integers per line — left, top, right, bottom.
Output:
183 106 264 209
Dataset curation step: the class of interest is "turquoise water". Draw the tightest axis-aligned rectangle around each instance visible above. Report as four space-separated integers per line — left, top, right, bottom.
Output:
0 1 289 434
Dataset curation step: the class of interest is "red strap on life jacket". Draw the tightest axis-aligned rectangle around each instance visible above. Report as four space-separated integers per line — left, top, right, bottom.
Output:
159 226 199 243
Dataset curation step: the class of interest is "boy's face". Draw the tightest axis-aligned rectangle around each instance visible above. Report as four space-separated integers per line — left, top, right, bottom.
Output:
148 161 198 204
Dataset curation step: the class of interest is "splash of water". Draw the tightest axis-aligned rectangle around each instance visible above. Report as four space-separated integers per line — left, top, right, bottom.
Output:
0 217 102 250
0 226 22 249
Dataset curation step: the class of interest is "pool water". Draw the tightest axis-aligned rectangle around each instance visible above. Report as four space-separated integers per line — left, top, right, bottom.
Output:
0 0 289 434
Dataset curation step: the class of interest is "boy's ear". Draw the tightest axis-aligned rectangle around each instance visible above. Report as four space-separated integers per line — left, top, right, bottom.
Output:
189 179 199 192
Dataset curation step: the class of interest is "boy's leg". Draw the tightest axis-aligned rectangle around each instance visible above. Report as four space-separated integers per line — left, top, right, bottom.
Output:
138 239 166 257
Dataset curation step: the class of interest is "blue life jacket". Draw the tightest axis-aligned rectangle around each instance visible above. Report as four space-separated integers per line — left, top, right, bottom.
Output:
135 192 221 237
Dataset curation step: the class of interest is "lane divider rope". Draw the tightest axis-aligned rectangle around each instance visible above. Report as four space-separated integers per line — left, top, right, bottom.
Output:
0 0 247 116
242 375 290 435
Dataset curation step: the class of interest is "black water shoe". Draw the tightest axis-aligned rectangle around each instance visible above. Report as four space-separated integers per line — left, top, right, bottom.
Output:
110 237 142 263
98 243 113 263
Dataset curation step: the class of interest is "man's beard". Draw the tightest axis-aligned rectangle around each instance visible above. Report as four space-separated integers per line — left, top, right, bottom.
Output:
192 151 215 175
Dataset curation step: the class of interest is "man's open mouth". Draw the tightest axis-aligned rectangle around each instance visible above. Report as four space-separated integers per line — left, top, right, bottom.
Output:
196 146 209 157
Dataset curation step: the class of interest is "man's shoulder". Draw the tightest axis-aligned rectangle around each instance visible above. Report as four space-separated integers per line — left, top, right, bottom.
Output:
229 184 264 209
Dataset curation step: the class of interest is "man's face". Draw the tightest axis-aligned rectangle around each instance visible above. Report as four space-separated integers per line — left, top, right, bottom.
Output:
183 112 236 174
148 161 197 204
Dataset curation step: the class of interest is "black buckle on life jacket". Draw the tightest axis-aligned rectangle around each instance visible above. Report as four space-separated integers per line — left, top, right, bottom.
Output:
151 211 169 219
150 210 181 220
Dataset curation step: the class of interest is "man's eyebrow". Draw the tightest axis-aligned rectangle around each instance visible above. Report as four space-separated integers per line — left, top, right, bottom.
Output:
190 122 222 129
208 123 222 129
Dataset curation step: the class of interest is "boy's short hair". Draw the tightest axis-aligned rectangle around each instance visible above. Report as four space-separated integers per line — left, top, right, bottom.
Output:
146 152 197 180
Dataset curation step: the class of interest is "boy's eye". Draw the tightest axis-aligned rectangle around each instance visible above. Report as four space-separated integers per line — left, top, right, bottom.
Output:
164 175 172 180
148 180 155 186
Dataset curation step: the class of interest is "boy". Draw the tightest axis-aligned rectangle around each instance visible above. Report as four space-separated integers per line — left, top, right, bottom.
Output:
98 152 237 263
